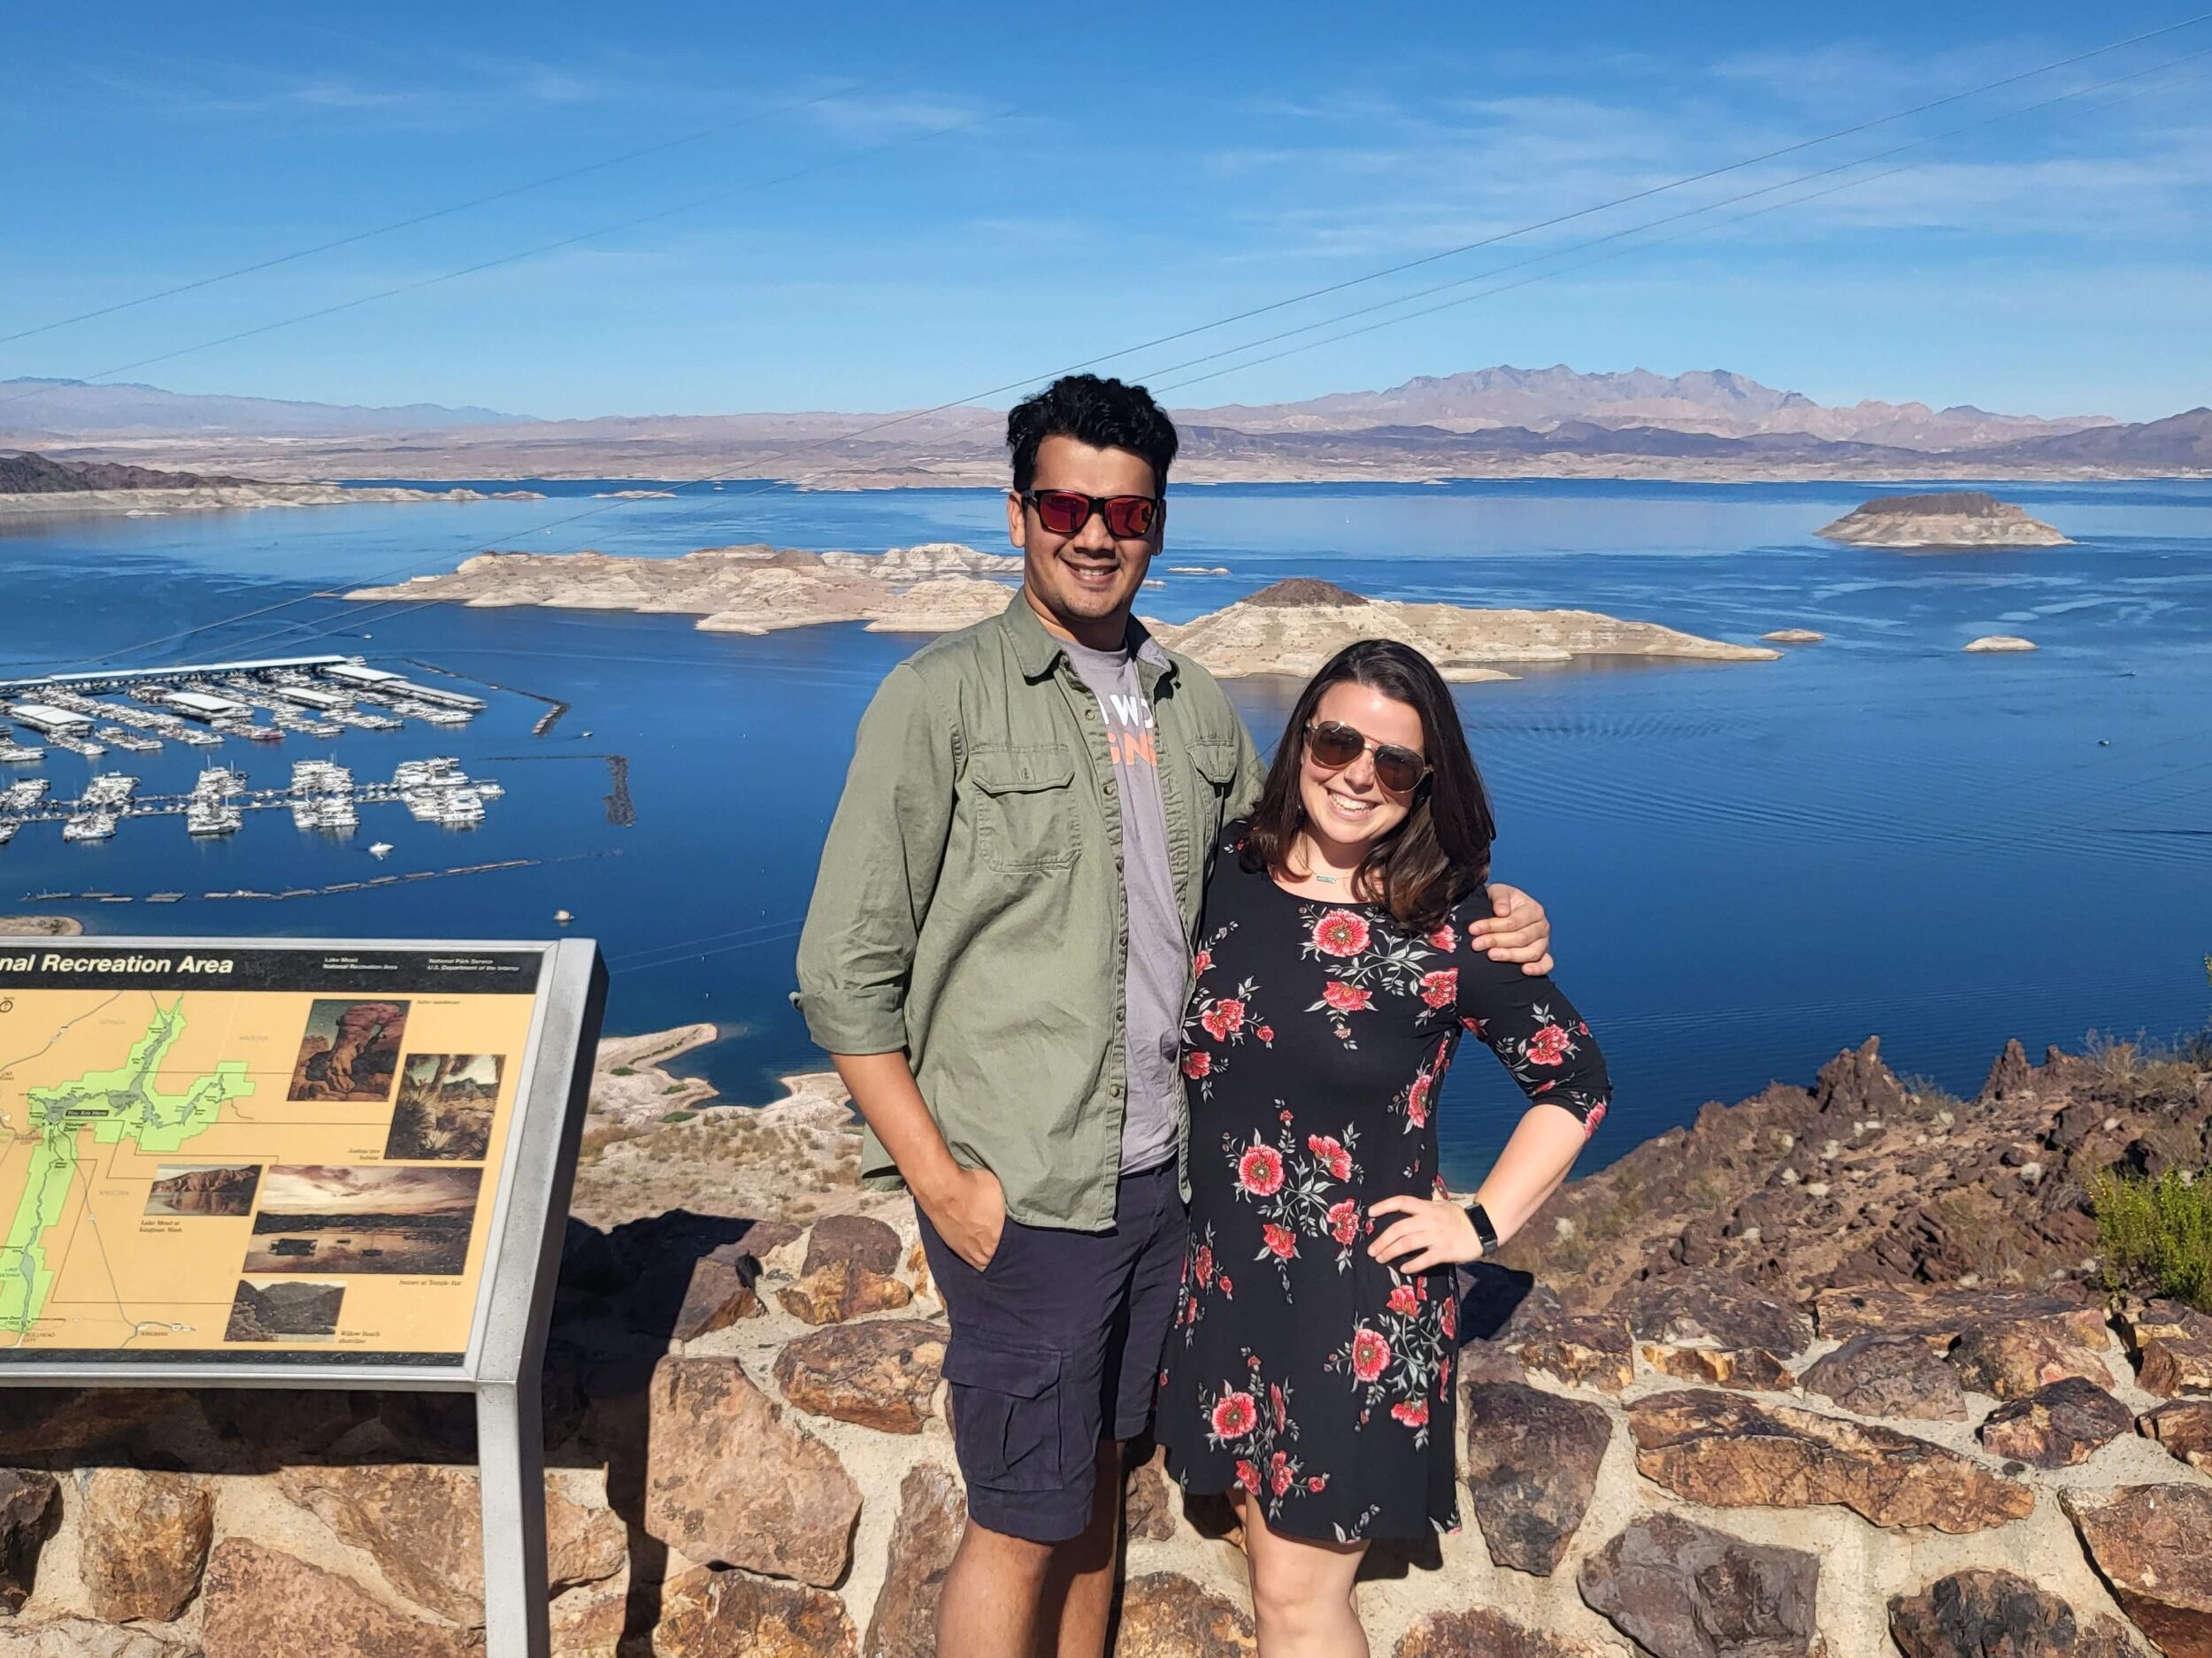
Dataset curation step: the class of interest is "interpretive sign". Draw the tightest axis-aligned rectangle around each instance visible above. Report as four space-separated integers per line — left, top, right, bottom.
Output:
0 935 605 1658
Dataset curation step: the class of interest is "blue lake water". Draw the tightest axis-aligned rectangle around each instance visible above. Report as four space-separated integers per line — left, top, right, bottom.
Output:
5 478 2210 1185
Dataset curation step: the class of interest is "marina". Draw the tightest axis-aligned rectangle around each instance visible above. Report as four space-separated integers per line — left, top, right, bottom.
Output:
19 856 543 905
0 653 485 768
0 756 502 846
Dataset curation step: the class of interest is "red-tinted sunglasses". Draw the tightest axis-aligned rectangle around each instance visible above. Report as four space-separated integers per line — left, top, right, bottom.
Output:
1021 489 1163 539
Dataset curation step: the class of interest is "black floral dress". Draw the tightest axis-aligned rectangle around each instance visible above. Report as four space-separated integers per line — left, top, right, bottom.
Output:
1157 825 1611 1543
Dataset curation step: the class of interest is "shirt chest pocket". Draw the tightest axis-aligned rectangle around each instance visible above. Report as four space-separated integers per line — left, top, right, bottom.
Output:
1187 738 1241 829
968 744 1083 873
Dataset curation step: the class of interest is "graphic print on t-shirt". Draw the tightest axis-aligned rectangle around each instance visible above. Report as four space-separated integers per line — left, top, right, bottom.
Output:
1102 690 1158 769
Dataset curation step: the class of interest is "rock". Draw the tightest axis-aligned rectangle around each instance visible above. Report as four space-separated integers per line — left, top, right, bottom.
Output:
1113 1573 1256 1658
803 1213 903 1276
2047 1099 2104 1150
1640 1346 1797 1392
276 1463 624 1624
2062 1484 2212 1658
863 1463 965 1658
1393 1607 1603 1656
75 1469 212 1623
1948 1320 2112 1400
671 1252 763 1340
1799 1332 1967 1420
0 1622 194 1658
772 1318 947 1434
776 1259 914 1325
0 1392 197 1459
0 1471 58 1614
199 1539 482 1658
1627 1389 2034 1532
1812 1286 2106 1347
1812 1037 1909 1119
1507 1315 1634 1393
1889 1569 2147 1658
1455 1339 1528 1386
2119 1299 2212 1398
548 1573 627 1658
2140 1399 2212 1470
1458 1381 1612 1576
1577 1511 1821 1658
1761 629 1825 644
1125 1446 1176 1542
1816 492 2070 549
644 1356 862 1587
1978 1377 2133 1468
1606 1269 1810 1358
1980 1039 2036 1101
653 1566 857 1658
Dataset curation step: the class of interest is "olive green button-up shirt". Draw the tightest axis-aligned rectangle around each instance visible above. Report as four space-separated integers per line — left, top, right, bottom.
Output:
794 590 1265 1232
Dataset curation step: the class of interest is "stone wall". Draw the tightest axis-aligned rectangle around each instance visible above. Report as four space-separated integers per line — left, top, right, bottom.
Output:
4 1196 2210 1657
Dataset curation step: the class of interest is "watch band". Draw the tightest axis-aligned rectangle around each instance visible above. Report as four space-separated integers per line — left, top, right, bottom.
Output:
1464 1201 1499 1254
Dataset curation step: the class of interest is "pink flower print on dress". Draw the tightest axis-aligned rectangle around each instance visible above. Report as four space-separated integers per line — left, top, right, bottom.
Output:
1350 1327 1391 1382
1320 980 1372 1014
1428 921 1455 952
1262 1224 1298 1259
1307 1134 1352 1181
1183 1050 1212 1078
1200 997 1248 1040
1391 1399 1430 1429
1311 910 1371 957
1327 1200 1360 1245
1212 1391 1258 1439
1387 1284 1418 1316
1236 1142 1286 1196
1418 969 1457 1009
1525 1024 1571 1066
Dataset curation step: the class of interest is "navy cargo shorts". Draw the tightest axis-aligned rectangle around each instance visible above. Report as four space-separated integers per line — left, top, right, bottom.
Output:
915 1160 1185 1544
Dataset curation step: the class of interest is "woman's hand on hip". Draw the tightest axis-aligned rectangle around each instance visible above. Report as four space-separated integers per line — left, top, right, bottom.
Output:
1366 1194 1483 1274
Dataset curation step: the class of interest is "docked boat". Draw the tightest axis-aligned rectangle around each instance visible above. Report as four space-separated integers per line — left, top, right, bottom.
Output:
0 739 43 763
0 821 17 847
62 810 118 841
368 841 394 858
186 797 242 837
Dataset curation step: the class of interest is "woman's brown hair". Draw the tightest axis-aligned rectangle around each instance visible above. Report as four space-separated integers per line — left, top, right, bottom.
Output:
1240 638 1496 931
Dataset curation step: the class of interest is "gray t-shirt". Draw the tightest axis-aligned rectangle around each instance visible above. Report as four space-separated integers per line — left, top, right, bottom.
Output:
1066 640 1184 1173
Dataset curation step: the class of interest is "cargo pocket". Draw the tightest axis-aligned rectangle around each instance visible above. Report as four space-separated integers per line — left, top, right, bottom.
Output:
942 1332 1064 1493
969 745 1081 873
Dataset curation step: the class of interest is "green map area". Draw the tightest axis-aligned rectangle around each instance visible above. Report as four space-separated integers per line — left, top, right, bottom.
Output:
1 999 256 1337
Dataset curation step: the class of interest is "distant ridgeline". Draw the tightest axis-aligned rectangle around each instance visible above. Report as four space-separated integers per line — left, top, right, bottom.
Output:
0 452 245 494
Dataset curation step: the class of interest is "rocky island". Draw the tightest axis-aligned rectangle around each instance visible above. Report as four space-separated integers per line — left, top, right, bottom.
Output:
346 541 1024 636
0 451 543 518
1146 578 1780 680
1816 491 2070 549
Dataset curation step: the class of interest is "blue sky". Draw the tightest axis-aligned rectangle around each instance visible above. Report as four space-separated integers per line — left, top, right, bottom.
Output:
6 2 2209 421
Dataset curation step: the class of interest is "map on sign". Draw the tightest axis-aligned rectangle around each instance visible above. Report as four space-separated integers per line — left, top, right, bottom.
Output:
0 945 546 1363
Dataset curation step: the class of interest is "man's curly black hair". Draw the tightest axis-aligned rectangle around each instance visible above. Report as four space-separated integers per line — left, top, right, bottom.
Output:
1006 373 1179 495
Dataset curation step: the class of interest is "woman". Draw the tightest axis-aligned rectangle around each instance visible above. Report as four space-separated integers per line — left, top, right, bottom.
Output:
1157 639 1611 1658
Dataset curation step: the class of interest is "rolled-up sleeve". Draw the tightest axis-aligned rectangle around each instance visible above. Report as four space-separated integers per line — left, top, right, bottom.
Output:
794 663 956 1055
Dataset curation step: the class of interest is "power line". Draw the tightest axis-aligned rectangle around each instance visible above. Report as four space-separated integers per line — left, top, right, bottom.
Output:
25 15 2212 671
0 94 1036 413
1145 50 2212 395
0 81 862 349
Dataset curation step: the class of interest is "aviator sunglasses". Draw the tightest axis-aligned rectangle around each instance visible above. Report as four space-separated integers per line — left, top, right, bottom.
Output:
1304 718 1430 793
1021 488 1164 539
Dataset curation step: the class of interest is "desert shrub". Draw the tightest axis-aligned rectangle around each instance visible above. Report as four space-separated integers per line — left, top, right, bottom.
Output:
2094 1167 2212 1312
661 1109 698 1125
609 1065 635 1077
1901 1074 1965 1118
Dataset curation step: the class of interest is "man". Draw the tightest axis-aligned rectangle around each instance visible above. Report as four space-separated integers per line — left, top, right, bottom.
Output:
795 373 1552 1658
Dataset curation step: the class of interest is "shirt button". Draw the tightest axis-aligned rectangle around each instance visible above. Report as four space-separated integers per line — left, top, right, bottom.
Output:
1084 707 1096 720
1109 1081 1124 1097
1103 779 1117 797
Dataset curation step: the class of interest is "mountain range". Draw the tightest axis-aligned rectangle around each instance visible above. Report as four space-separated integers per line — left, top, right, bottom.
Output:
5 367 2205 483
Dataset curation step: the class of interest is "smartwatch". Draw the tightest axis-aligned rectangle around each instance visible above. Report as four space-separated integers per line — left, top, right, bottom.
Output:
1464 1201 1499 1255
